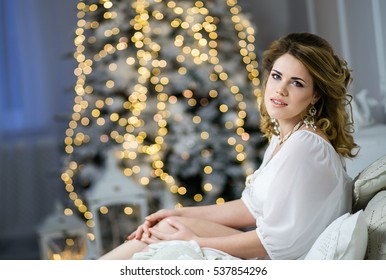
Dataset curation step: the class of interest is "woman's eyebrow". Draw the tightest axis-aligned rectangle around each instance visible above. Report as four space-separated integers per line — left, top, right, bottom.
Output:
272 69 307 83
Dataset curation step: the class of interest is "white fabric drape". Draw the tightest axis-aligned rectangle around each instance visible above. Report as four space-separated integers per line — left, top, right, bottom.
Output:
0 1 77 258
0 0 51 135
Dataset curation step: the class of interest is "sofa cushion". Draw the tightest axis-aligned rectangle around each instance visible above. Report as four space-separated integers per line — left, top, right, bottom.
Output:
304 211 367 260
353 155 386 211
363 191 386 260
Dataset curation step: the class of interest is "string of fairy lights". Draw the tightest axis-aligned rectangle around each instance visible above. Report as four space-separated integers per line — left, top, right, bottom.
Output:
61 0 260 230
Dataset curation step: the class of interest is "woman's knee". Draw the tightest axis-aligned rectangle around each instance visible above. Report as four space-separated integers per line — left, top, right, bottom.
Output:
153 216 182 233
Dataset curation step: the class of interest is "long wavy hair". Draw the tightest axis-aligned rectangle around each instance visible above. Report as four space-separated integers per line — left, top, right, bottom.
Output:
259 33 358 158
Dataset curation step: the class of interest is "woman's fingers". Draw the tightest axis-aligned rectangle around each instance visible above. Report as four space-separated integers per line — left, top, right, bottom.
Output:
127 231 136 240
127 223 146 240
147 219 186 240
127 209 178 241
142 220 153 235
147 227 169 241
128 219 159 241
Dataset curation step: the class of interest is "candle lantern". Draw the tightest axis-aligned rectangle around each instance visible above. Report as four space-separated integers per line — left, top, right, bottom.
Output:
86 148 149 257
38 202 88 260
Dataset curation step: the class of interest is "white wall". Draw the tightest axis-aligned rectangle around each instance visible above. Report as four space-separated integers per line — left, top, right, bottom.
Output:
239 0 309 53
308 0 386 123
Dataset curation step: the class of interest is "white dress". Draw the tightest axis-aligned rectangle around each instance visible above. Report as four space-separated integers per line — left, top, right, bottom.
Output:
241 130 353 260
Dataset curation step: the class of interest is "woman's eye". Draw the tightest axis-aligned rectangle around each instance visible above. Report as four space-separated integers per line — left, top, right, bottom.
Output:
271 73 280 80
292 81 303 87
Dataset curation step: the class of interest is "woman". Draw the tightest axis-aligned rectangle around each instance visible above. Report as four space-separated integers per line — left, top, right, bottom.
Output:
99 32 358 260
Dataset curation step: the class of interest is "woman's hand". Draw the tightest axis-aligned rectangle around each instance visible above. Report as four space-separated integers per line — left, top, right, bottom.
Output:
127 209 180 240
127 220 152 241
141 218 197 244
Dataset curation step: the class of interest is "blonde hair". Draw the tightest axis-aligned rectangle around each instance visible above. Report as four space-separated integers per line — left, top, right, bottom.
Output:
259 33 358 158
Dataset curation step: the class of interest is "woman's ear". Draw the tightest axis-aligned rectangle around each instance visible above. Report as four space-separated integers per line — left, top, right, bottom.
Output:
312 92 320 105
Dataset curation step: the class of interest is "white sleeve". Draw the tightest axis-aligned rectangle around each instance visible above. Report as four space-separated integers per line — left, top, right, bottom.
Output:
255 131 351 259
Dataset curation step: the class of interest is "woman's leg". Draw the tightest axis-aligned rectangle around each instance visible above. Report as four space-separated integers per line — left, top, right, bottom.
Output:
98 239 148 260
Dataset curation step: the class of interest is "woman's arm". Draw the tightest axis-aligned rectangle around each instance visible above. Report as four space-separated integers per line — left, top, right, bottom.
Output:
150 199 255 229
130 199 255 240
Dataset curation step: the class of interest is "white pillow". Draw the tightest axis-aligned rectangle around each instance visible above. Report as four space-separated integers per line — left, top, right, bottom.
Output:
363 191 386 260
304 211 368 260
353 155 386 210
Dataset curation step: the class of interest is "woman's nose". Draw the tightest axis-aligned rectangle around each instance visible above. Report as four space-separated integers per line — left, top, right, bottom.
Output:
276 87 288 96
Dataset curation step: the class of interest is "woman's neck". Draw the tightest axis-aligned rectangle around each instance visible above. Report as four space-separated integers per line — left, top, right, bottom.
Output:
277 120 303 145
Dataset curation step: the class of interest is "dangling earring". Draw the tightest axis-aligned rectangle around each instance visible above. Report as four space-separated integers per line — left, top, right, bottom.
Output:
270 118 280 135
303 106 317 130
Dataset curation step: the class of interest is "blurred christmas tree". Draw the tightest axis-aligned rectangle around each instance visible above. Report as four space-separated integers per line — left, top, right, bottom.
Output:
61 0 265 228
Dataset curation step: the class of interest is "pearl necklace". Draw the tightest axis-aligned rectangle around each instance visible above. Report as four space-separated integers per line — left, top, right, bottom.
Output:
278 120 303 145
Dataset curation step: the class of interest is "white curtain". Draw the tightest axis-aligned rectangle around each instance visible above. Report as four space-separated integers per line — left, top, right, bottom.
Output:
0 0 52 136
0 0 78 258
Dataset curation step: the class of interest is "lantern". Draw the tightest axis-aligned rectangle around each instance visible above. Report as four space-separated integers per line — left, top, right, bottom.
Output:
86 148 149 257
38 202 88 260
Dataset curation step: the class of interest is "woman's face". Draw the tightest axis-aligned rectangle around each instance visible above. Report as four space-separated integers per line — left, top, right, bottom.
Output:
264 53 318 131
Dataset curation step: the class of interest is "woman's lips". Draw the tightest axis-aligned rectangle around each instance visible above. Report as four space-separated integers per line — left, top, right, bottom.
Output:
271 98 287 106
